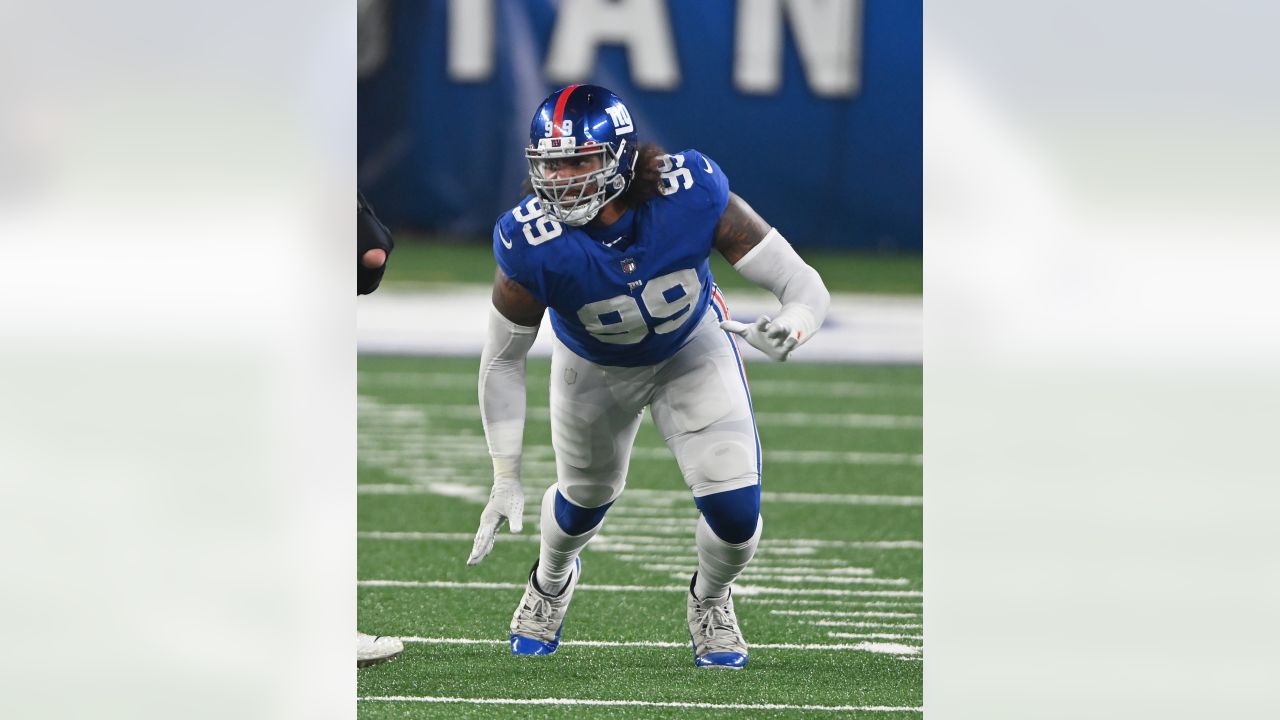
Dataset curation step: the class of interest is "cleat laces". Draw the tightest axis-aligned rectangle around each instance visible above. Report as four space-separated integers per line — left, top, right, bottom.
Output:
695 600 746 654
513 585 567 641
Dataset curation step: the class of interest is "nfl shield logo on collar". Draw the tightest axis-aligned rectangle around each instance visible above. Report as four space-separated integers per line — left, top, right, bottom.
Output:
620 258 637 274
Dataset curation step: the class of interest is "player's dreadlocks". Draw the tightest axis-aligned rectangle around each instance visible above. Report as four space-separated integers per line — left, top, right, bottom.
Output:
617 142 666 209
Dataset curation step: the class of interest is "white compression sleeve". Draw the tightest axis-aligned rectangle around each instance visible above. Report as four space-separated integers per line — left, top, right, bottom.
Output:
478 305 539 482
731 228 831 346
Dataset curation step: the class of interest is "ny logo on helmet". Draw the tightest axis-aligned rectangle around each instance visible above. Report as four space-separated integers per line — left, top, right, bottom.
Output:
604 104 634 135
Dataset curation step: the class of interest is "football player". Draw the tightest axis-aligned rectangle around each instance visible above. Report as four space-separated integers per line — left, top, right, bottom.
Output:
467 85 830 669
356 190 403 667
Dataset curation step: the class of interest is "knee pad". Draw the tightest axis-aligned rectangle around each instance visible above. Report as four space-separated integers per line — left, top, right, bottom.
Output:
553 489 613 536
694 484 760 545
556 474 624 510
682 434 757 496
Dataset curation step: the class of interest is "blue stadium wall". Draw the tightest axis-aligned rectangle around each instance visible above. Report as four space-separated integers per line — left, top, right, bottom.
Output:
358 0 920 251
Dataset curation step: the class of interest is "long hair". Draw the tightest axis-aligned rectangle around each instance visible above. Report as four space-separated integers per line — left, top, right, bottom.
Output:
519 142 667 215
617 142 666 210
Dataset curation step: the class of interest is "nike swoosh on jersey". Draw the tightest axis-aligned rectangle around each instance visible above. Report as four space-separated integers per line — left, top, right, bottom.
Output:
499 227 513 249
702 157 714 173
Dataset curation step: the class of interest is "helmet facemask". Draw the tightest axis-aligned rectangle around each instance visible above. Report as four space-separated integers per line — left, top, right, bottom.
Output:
526 138 632 226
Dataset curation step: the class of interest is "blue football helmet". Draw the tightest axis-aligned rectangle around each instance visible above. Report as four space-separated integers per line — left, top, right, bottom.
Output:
526 84 638 226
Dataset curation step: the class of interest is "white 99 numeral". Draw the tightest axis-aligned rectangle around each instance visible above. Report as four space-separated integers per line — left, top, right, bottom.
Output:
512 197 562 246
657 154 693 196
576 268 702 344
642 268 700 334
576 295 648 345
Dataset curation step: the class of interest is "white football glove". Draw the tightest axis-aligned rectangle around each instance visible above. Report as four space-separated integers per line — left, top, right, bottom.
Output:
719 314 801 361
467 477 524 565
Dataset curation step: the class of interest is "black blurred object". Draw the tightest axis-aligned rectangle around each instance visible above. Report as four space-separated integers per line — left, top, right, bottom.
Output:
358 191 394 295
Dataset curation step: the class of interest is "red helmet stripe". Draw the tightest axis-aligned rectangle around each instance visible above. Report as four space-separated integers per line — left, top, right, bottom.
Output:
551 84 581 138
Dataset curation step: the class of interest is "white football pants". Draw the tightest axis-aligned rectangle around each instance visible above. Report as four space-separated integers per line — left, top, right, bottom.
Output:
548 300 761 510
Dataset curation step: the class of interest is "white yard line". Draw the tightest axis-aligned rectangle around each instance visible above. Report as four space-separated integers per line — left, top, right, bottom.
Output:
359 694 921 713
359 579 922 598
746 598 922 609
591 538 829 556
397 636 897 652
827 631 924 641
666 572 909 587
640 563 875 576
772 609 919 619
600 534 923 550
612 554 850 566
802 620 924 629
590 541 821 556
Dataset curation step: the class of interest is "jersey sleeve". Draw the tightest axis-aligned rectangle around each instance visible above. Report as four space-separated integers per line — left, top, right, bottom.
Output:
492 209 548 305
677 149 731 216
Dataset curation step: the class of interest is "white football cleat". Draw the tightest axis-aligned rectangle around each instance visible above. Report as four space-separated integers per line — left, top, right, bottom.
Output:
509 558 581 655
357 631 403 668
687 574 748 668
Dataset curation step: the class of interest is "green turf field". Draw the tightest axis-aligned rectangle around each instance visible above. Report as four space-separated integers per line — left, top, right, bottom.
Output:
357 355 921 717
383 239 923 296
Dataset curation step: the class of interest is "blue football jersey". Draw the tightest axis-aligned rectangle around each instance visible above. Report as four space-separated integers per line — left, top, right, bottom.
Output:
494 149 731 367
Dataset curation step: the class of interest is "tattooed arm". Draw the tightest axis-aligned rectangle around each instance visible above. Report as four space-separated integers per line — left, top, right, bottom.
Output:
713 192 775 264
491 266 547 327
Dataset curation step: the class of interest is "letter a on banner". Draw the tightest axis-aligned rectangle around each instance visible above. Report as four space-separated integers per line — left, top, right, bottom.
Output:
545 0 681 90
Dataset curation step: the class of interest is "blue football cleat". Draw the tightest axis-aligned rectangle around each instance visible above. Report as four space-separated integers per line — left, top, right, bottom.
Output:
509 558 581 656
688 573 749 669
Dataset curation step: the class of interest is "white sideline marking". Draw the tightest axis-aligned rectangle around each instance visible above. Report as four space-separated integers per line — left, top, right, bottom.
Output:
359 579 922 598
827 631 924 641
359 694 921 713
802 620 924 629
772 609 919 619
